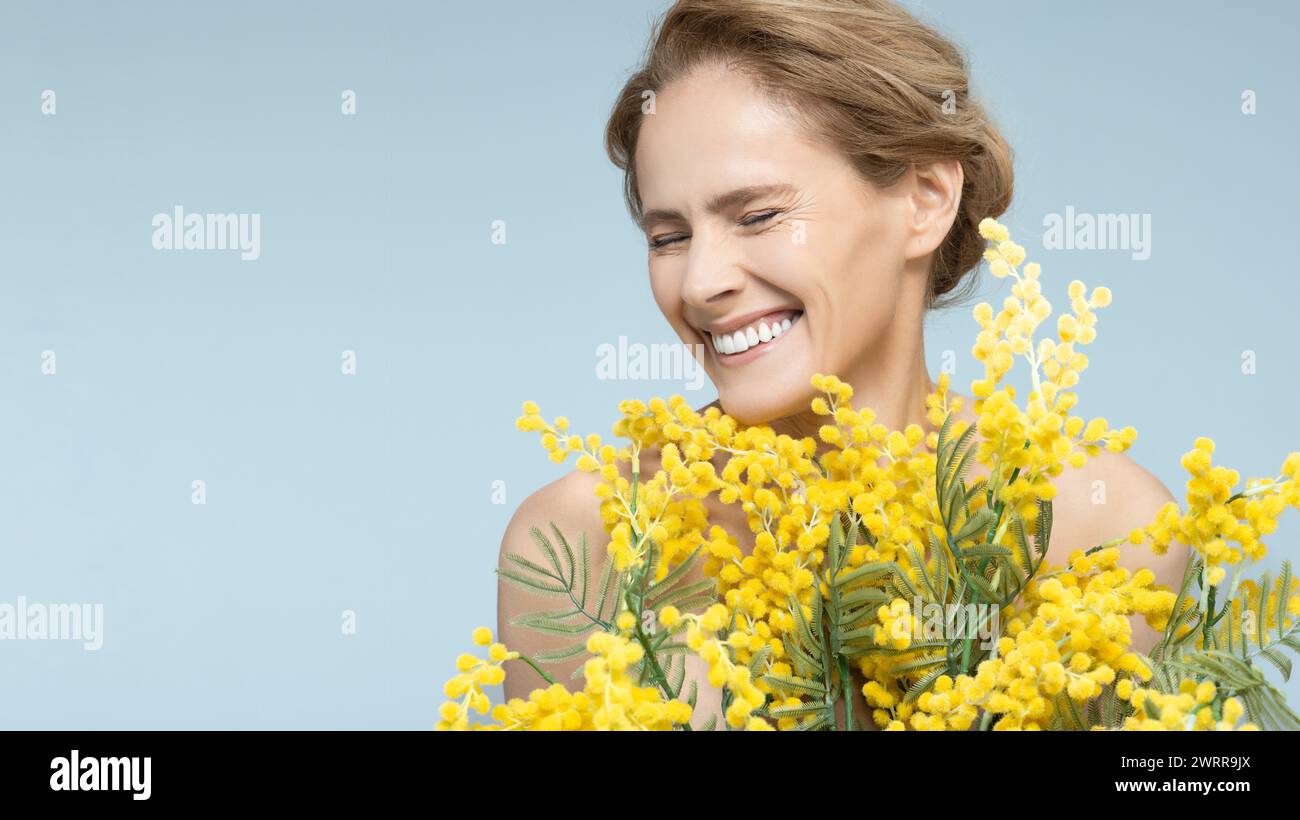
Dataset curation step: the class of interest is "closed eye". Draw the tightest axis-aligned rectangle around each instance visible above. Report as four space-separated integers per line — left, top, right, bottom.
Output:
741 209 781 226
648 209 784 250
649 233 686 250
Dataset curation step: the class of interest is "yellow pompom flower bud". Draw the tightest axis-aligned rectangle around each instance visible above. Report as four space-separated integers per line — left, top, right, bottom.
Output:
659 606 681 629
978 217 1008 242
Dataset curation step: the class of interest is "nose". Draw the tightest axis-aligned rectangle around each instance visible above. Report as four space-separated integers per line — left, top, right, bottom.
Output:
680 229 747 310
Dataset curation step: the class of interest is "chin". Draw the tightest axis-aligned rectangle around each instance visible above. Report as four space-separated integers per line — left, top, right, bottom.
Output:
713 372 814 427
700 311 821 426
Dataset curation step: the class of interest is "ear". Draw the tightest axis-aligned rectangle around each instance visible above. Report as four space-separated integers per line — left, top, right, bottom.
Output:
903 159 964 262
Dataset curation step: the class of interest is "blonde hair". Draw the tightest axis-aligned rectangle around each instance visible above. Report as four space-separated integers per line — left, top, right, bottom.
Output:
604 0 1014 310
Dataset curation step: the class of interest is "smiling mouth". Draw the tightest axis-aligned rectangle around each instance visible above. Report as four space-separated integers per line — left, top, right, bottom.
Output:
704 309 803 357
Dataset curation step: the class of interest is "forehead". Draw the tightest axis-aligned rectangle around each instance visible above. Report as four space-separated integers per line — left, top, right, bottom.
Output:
634 66 832 211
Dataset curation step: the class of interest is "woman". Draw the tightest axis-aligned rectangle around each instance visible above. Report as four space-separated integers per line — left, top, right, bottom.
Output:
497 0 1190 729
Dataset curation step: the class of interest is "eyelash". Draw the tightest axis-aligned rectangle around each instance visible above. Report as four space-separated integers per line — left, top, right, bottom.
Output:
649 209 783 250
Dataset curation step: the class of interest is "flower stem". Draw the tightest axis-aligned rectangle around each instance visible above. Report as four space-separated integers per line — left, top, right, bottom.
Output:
514 654 558 686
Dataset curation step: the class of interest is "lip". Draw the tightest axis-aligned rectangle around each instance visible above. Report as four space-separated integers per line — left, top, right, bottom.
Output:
703 310 803 367
698 307 802 337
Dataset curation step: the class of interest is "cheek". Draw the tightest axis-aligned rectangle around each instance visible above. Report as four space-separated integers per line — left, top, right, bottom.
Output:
834 244 901 309
816 222 908 361
650 259 702 343
748 232 816 300
648 260 686 325
840 204 911 301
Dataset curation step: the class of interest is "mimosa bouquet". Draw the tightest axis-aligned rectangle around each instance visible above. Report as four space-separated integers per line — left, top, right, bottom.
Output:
438 218 1300 731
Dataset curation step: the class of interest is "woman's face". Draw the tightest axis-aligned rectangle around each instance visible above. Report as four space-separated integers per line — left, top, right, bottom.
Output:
634 63 945 426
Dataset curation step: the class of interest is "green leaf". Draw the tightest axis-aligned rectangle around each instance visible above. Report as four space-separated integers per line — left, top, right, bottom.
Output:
905 541 938 602
833 561 894 588
827 514 846 571
646 578 717 611
957 566 999 602
782 633 823 677
950 441 978 496
874 639 950 654
496 567 567 596
838 586 890 608
532 641 591 663
1257 646 1293 682
646 545 704 599
935 411 957 472
838 625 880 643
891 653 947 676
1061 693 1088 730
549 522 577 588
508 616 599 637
963 478 989 509
575 530 591 611
792 713 834 731
768 701 832 720
845 514 862 556
958 543 1013 560
513 606 581 621
944 486 965 538
762 673 825 696
947 420 978 476
1010 514 1034 577
683 679 699 709
902 665 946 703
930 531 950 603
1277 561 1294 643
890 563 920 602
594 554 619 622
1100 681 1121 728
667 650 686 693
501 551 562 583
1034 499 1053 559
790 594 817 648
953 507 997 544
835 605 881 633
528 526 566 579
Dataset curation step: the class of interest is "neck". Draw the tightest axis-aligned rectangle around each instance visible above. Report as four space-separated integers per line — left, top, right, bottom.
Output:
768 291 938 454
768 357 937 455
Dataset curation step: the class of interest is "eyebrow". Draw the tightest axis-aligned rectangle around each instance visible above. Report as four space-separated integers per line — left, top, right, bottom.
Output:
639 183 796 232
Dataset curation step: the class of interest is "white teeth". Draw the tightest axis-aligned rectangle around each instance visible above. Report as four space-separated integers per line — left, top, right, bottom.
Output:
709 311 801 356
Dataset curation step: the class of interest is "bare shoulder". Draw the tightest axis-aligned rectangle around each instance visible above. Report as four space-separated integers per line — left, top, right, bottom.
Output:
1052 448 1160 494
943 390 1179 554
496 469 611 700
1051 449 1176 537
1048 449 1189 590
502 468 608 546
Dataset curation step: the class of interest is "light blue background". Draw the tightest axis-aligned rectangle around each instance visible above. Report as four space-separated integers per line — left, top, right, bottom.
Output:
1 1 1296 728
